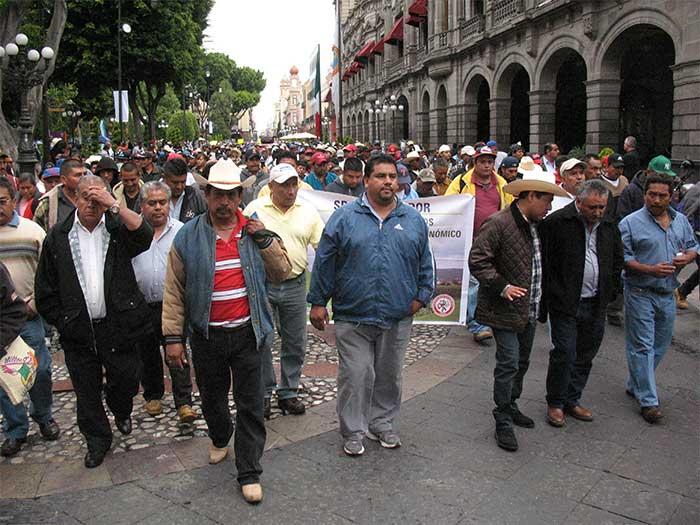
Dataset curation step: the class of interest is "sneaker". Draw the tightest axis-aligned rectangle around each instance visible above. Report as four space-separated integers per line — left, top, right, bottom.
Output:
143 399 162 416
495 427 518 452
366 430 401 449
675 289 689 309
177 405 197 424
343 438 365 456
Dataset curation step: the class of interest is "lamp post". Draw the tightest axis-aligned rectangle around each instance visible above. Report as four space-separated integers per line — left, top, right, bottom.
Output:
0 34 54 177
61 100 82 144
117 0 132 145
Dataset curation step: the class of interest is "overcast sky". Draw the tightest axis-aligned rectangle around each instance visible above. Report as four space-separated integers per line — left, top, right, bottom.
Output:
204 0 336 131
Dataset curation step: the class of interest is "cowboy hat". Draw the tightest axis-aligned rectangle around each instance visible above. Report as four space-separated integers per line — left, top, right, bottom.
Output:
504 169 569 197
194 158 256 190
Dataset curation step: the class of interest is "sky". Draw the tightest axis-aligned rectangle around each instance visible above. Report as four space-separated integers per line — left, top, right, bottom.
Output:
204 0 336 132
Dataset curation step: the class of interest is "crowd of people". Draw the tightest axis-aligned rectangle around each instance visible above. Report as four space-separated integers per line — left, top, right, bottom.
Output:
0 133 698 504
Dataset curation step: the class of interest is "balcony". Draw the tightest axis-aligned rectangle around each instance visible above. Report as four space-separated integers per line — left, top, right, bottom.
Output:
428 30 450 52
491 0 524 27
459 14 485 41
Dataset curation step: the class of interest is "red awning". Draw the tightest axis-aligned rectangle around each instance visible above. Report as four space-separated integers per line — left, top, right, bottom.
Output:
408 0 428 18
371 38 385 55
385 18 404 45
405 14 424 27
355 40 375 63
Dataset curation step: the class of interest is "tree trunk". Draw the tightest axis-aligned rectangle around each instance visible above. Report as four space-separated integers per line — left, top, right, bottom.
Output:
0 0 67 159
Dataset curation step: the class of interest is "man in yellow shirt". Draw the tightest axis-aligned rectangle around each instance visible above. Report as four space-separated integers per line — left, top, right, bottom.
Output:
244 163 324 418
446 146 514 342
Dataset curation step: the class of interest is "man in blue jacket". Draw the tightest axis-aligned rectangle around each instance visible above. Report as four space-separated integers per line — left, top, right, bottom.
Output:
308 154 435 457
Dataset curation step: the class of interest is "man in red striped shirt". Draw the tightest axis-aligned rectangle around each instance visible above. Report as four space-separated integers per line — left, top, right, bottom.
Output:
163 160 292 504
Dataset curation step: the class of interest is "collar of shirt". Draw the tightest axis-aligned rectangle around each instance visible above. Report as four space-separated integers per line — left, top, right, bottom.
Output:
262 195 300 215
361 193 397 225
644 205 678 227
473 173 497 188
74 211 106 233
7 210 20 228
214 208 247 240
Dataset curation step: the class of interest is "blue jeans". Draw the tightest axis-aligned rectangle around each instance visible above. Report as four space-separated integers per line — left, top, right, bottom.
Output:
546 299 605 409
467 275 490 334
261 273 308 400
492 321 536 429
624 286 675 408
0 316 53 439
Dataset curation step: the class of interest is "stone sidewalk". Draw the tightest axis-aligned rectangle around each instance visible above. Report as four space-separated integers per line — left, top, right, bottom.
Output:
1 306 698 524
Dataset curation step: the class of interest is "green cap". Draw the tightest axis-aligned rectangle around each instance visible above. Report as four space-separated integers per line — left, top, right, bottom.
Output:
647 155 676 177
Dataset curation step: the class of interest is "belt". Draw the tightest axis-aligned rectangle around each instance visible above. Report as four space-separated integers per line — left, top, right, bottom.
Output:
629 286 674 296
208 321 252 334
580 296 599 303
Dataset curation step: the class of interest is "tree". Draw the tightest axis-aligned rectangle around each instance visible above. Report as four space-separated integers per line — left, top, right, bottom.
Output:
208 79 261 138
51 0 213 143
0 0 67 159
166 110 197 144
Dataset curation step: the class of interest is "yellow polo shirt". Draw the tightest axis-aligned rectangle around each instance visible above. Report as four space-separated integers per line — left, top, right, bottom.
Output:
244 196 324 278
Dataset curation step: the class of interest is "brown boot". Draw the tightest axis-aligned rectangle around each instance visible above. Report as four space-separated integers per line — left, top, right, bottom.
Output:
241 483 263 504
641 406 664 424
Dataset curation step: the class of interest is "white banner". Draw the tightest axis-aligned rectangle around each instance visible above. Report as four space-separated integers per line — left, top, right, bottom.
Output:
112 90 129 123
297 191 475 324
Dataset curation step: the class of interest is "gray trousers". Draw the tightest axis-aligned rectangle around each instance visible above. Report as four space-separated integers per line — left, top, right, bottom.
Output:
261 272 308 400
335 318 412 439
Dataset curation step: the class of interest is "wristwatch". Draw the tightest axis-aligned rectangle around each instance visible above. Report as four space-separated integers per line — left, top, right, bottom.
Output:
108 202 120 216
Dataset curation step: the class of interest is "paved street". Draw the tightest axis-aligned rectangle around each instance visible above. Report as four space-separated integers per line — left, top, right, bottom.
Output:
1 297 697 524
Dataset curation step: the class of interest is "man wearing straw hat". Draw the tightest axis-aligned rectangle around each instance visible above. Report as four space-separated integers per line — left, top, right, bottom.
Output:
162 159 292 504
469 163 568 452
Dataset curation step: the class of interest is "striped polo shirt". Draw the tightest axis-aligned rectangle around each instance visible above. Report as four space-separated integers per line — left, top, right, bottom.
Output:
209 209 251 328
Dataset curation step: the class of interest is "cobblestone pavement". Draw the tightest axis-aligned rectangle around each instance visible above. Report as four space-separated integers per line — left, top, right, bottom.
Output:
0 325 448 465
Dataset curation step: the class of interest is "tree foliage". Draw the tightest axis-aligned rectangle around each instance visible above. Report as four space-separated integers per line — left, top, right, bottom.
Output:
166 110 197 143
51 0 213 141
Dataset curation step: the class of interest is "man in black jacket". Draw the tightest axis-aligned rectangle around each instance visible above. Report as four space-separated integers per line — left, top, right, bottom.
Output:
0 262 26 352
162 158 207 223
539 179 623 427
35 174 153 468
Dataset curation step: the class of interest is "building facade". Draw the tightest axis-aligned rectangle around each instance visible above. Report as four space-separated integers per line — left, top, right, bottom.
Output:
276 66 304 133
340 0 699 164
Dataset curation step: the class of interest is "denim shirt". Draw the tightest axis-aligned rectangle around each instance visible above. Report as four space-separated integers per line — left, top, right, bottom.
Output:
619 206 699 292
171 214 275 349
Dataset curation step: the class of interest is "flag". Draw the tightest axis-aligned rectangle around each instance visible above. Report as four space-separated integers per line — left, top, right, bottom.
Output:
331 3 341 141
309 44 321 138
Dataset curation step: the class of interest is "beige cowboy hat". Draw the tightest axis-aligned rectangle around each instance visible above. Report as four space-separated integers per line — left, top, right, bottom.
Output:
194 158 256 190
504 168 569 197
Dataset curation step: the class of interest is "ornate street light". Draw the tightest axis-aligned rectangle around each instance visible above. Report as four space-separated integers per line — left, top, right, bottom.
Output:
0 34 54 177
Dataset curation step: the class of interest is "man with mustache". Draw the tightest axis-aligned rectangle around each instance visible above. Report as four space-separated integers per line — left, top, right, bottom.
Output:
619 173 698 424
131 181 196 423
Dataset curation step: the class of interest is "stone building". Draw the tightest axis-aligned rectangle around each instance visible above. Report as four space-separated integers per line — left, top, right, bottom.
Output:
277 66 304 132
340 0 699 164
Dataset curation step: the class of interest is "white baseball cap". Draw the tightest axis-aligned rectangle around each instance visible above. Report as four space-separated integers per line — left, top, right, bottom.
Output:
269 163 299 184
438 144 451 153
460 145 476 156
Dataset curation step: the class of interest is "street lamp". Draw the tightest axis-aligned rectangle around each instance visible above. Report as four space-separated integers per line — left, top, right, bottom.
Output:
0 33 54 177
117 0 132 144
61 99 82 144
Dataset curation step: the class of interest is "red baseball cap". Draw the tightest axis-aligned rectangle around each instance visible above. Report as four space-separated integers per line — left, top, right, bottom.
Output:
343 144 357 152
310 152 329 165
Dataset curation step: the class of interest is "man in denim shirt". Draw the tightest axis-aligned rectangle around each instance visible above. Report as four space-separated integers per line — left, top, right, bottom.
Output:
619 174 698 423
